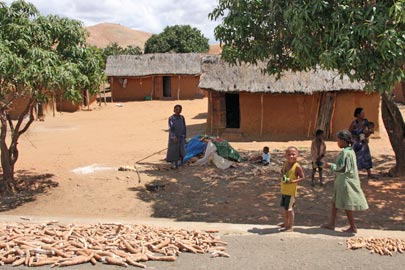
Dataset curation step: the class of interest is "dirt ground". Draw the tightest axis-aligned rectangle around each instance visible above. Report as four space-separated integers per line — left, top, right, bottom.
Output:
1 98 404 231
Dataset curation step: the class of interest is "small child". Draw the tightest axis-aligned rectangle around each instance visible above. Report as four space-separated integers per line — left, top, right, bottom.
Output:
252 146 271 165
278 146 305 232
310 129 326 186
362 121 375 144
261 146 271 165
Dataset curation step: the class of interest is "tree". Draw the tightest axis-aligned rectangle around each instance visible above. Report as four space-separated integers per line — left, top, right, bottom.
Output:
144 25 209 53
210 0 405 176
102 42 142 65
0 0 105 193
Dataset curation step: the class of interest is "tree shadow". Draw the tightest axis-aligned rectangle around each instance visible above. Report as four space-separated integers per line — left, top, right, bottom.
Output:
0 171 58 211
192 112 207 119
132 149 404 231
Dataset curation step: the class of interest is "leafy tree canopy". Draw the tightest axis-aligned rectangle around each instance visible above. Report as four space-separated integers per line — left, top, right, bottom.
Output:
210 0 405 93
102 42 142 60
0 0 105 193
144 25 209 53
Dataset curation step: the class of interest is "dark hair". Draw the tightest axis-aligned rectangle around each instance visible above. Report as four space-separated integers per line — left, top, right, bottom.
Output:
263 146 269 151
315 129 324 136
354 107 364 117
174 104 182 110
336 130 352 146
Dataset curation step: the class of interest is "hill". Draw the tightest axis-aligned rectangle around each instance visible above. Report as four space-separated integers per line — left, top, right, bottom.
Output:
86 22 221 54
85 23 152 50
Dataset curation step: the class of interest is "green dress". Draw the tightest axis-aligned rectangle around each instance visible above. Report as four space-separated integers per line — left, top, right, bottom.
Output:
332 147 369 211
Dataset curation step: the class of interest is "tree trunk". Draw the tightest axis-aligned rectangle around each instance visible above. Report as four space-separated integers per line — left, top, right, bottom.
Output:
381 93 405 176
0 99 36 194
0 111 16 193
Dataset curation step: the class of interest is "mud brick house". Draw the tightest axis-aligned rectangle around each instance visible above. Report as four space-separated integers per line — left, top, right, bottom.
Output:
199 55 380 141
105 53 206 101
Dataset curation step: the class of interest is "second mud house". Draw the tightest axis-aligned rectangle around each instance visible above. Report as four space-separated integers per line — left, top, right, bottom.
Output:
105 53 205 101
199 55 380 141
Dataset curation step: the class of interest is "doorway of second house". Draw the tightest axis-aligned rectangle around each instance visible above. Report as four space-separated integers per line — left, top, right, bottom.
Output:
163 76 171 98
225 93 240 128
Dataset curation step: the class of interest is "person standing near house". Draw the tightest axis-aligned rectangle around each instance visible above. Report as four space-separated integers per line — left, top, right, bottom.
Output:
166 104 187 169
348 107 375 179
311 129 326 186
321 130 369 233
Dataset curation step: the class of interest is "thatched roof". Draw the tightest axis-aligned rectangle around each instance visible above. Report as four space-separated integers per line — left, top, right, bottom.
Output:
105 53 201 77
199 55 365 94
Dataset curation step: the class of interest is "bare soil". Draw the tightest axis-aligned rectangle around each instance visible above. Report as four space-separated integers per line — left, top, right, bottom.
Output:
1 99 404 231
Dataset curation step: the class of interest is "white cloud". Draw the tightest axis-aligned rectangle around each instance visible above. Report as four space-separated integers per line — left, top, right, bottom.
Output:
3 0 220 43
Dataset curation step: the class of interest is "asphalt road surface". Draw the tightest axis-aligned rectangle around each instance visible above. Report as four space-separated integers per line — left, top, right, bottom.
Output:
1 216 404 270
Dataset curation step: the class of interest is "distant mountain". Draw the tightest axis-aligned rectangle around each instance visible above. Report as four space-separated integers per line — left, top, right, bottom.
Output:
85 23 152 50
85 22 221 54
208 44 222 55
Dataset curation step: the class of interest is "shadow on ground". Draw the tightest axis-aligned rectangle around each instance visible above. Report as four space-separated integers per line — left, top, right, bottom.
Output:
134 149 404 231
0 171 58 211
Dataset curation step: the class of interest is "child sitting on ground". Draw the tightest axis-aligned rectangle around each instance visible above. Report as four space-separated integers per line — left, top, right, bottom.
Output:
252 146 271 165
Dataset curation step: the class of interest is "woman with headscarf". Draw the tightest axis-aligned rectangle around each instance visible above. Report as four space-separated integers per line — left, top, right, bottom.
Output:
321 130 368 233
349 107 374 179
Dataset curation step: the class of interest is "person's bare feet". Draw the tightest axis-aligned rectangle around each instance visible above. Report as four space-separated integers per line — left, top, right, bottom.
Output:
320 223 335 230
342 227 357 233
278 227 293 232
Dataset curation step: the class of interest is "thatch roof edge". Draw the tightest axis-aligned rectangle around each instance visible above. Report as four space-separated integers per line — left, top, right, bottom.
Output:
105 53 202 77
198 55 365 94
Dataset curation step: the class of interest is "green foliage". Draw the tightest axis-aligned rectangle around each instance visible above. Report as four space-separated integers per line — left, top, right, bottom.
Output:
210 0 405 93
0 0 105 105
102 42 142 66
144 25 209 53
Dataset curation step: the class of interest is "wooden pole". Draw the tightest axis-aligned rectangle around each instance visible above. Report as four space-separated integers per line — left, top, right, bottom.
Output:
110 77 114 103
307 95 315 137
260 94 264 138
177 75 180 100
135 148 168 164
209 92 213 135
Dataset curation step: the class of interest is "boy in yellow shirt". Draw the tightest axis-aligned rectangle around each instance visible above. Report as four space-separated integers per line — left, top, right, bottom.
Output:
278 146 305 232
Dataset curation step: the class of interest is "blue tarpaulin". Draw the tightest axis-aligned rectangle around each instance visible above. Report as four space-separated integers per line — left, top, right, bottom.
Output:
183 135 207 163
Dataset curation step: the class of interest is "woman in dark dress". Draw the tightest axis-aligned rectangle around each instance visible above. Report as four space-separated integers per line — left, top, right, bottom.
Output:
348 107 375 179
166 104 186 169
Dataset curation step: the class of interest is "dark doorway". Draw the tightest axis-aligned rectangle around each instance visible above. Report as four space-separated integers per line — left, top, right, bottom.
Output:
225 93 240 128
163 76 171 97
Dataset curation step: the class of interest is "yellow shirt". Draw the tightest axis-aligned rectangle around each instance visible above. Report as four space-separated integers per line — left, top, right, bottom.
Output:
281 162 299 196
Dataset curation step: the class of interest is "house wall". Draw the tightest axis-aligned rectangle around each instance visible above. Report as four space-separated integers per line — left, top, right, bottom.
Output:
111 75 206 101
8 97 55 120
393 82 404 104
207 91 380 141
111 77 154 101
332 91 380 135
56 90 98 112
239 92 319 140
170 76 206 99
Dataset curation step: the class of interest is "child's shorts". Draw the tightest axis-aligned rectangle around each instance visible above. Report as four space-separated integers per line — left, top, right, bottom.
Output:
312 161 324 170
280 194 295 211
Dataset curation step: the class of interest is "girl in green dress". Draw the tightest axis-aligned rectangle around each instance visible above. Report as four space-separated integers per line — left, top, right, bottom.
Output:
321 130 369 233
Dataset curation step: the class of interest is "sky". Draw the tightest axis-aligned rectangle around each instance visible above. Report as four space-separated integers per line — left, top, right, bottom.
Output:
4 0 221 44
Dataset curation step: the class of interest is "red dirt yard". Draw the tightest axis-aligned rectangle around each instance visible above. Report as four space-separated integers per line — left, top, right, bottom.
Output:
1 99 404 231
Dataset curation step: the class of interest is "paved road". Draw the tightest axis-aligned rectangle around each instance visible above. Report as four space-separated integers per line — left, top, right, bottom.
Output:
1 215 404 270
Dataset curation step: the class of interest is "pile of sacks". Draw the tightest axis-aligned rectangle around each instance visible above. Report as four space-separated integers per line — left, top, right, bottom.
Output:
183 135 241 170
